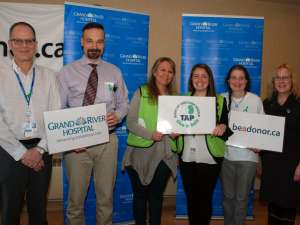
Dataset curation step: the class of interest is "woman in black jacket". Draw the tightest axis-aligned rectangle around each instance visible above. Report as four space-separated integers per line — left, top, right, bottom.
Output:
261 63 300 225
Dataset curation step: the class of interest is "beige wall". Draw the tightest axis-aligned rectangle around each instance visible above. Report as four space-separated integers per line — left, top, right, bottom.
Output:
2 0 300 96
2 0 300 196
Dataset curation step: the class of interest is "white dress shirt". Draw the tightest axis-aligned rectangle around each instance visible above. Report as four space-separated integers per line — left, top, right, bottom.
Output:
0 60 61 161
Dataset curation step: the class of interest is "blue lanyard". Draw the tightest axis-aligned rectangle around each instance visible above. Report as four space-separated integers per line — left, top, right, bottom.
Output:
14 68 36 106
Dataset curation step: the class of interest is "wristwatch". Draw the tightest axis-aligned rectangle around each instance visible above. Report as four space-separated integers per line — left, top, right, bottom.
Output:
36 147 45 154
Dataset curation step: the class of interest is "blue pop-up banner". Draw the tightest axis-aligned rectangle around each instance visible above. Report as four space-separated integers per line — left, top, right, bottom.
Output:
63 2 149 224
177 14 264 218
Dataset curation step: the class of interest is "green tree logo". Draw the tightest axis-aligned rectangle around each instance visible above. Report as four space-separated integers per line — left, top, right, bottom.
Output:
187 104 194 114
174 101 200 128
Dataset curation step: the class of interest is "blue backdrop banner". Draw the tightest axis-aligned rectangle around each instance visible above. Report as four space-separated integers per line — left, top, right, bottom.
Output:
177 14 264 218
63 2 149 224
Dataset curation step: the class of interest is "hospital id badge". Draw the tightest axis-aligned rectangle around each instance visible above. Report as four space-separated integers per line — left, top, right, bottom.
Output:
23 110 34 138
24 122 33 138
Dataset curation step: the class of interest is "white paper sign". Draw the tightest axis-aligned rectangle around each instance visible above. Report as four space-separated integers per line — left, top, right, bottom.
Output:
157 96 216 134
226 111 285 152
44 104 109 154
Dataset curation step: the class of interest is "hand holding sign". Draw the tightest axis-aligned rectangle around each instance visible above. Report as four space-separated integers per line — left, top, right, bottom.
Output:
212 124 226 136
107 112 118 127
151 131 163 141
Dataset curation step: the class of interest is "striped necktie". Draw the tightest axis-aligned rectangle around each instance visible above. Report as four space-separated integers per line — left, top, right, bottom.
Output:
82 63 98 106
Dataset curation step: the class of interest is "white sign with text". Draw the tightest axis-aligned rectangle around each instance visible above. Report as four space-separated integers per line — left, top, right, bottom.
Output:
226 111 285 152
157 96 216 134
44 104 109 154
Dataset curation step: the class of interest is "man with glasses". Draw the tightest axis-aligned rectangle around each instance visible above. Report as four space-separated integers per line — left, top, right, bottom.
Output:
0 21 61 225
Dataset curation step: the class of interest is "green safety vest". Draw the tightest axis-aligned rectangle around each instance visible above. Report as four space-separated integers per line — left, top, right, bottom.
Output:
127 85 182 152
176 93 226 157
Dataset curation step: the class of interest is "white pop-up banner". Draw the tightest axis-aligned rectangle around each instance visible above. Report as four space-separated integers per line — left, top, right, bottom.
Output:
227 111 285 152
44 104 109 154
0 2 64 71
157 96 216 134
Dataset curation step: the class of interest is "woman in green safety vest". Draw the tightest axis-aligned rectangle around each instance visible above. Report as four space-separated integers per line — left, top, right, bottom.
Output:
179 63 231 225
123 57 179 225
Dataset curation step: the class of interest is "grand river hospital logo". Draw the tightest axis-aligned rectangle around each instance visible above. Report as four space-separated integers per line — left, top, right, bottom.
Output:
174 101 200 128
48 115 106 136
76 117 87 126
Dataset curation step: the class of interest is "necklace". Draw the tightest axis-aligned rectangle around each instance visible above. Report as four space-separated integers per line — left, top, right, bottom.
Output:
232 95 246 109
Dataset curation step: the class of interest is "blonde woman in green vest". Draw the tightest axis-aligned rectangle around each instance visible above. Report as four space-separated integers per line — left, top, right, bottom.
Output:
123 57 179 225
178 64 231 225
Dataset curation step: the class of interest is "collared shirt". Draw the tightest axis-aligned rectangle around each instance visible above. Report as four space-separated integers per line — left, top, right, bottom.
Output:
12 61 34 94
0 60 61 161
57 56 129 127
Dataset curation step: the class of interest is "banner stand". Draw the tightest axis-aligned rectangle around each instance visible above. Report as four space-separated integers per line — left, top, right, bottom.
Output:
63 2 149 224
177 14 264 218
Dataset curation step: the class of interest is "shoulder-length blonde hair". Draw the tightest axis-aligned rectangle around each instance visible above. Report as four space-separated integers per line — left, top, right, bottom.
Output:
147 57 177 103
269 63 299 98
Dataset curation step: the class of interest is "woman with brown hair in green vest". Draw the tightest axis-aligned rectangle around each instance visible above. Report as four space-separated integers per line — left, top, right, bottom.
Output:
179 63 232 225
123 57 180 225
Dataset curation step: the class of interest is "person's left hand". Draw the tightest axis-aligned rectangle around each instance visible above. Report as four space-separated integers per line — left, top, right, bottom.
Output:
21 148 43 169
249 148 261 153
169 133 180 139
107 112 118 127
33 159 45 172
293 163 300 182
73 148 87 153
212 124 226 136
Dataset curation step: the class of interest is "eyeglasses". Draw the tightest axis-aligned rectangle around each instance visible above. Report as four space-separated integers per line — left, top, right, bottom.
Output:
274 76 290 82
10 38 36 46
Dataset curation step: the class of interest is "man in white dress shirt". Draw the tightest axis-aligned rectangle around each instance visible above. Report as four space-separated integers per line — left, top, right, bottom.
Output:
0 21 61 225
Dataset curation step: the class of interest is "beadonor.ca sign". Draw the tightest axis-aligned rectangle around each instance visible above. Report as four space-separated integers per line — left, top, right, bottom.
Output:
232 123 281 137
227 111 285 152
